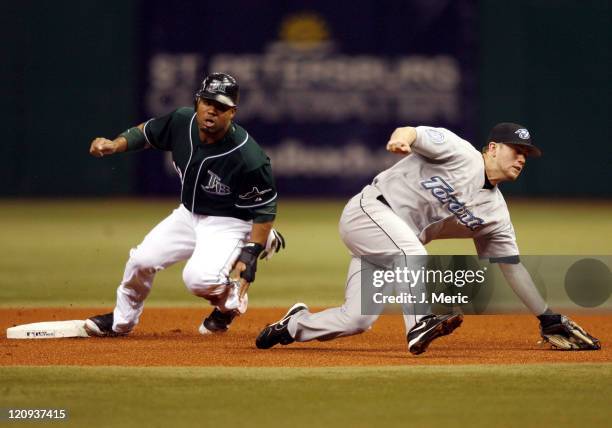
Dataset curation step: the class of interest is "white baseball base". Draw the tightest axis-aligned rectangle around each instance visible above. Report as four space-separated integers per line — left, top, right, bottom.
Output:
6 320 89 339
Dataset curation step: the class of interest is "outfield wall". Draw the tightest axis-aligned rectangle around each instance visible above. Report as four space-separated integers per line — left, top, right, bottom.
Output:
2 1 609 197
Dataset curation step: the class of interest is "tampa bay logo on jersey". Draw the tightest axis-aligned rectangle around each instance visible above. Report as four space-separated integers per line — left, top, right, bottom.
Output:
202 170 231 195
420 176 485 230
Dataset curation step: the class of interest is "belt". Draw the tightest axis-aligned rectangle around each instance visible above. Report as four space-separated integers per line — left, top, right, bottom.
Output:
376 194 391 208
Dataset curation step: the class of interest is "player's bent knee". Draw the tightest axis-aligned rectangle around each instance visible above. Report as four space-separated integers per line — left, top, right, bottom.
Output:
127 248 163 274
337 313 374 334
182 265 225 295
350 316 375 334
185 281 226 299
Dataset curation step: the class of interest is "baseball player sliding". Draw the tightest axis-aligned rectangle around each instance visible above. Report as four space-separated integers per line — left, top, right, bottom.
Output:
256 123 601 354
85 73 284 337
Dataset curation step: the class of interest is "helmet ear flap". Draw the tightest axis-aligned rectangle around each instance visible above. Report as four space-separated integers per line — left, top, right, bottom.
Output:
193 85 204 110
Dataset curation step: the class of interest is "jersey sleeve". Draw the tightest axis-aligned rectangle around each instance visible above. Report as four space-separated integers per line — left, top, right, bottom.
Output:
411 126 465 161
473 221 520 263
235 162 277 223
142 108 185 151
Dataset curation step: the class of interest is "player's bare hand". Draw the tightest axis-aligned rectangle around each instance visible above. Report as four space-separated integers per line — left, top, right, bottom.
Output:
386 140 412 155
89 138 118 158
231 261 250 299
238 279 250 299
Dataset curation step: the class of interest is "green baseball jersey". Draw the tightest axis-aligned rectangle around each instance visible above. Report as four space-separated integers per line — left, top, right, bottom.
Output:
142 107 276 223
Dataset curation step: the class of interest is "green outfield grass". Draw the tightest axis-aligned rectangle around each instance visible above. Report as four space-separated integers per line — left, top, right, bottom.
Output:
2 199 611 428
1 199 612 307
1 364 610 428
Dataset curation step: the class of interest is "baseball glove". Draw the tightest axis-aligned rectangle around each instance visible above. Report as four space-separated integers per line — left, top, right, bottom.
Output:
539 315 601 350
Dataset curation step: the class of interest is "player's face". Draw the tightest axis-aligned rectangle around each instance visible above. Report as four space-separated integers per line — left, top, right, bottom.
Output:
196 98 236 138
497 143 527 181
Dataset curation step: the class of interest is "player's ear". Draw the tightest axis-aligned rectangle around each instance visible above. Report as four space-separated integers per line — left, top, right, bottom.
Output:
229 107 237 119
488 142 498 157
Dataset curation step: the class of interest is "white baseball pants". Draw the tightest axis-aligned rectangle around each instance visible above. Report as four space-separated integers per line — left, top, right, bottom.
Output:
288 185 428 342
112 204 252 333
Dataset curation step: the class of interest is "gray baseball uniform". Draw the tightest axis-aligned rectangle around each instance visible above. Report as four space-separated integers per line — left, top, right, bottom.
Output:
288 126 541 342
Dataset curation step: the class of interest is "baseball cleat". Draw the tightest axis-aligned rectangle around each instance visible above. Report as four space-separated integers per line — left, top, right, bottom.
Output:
199 308 237 335
407 313 463 355
84 312 124 337
255 303 308 349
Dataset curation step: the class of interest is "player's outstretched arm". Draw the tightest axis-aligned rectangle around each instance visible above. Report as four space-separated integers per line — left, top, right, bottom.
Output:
89 136 128 157
498 262 600 350
498 262 547 315
386 126 417 155
89 123 150 158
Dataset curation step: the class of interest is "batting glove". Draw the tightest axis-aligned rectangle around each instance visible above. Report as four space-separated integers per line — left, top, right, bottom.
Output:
260 229 286 260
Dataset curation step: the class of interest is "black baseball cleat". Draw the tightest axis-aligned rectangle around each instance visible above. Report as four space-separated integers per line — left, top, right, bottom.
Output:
199 308 237 335
407 313 463 355
255 303 308 349
84 312 123 337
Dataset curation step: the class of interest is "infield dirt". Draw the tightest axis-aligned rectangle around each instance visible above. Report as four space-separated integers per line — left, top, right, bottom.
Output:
1 308 609 366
